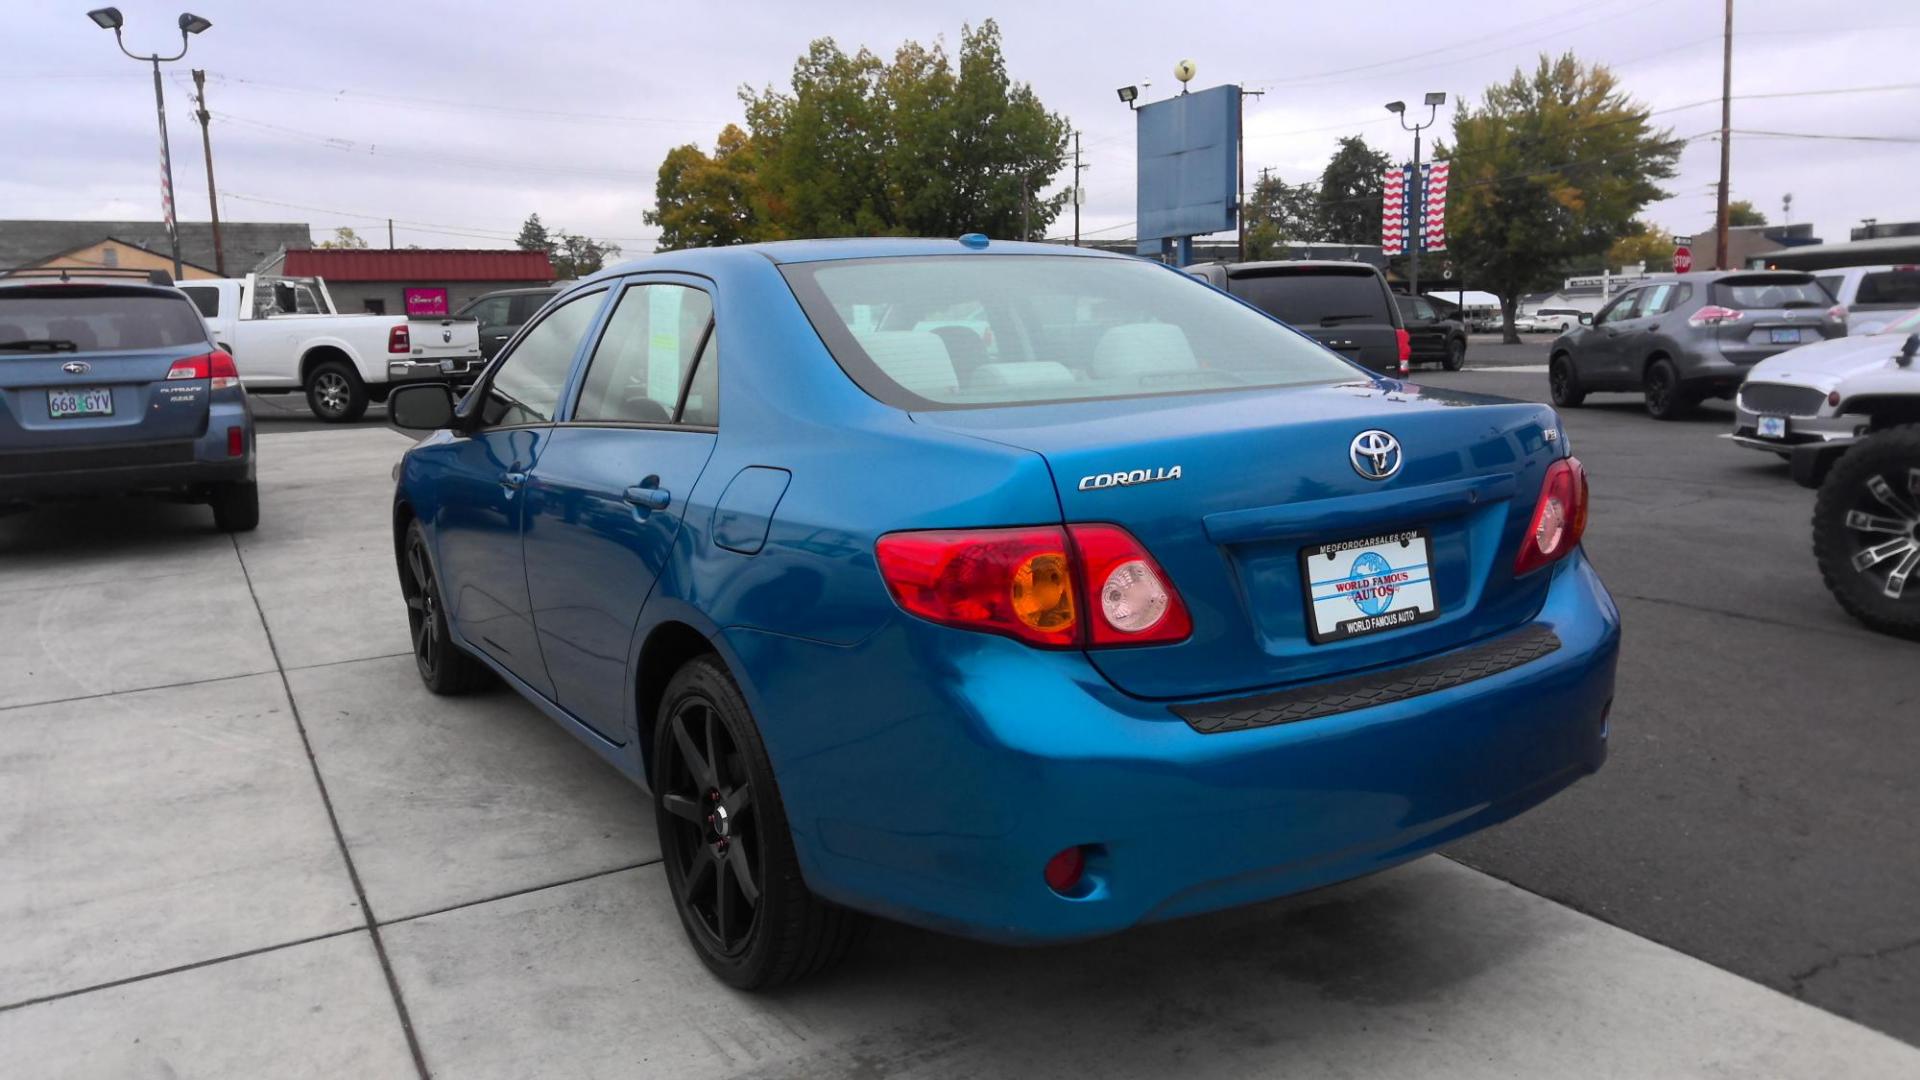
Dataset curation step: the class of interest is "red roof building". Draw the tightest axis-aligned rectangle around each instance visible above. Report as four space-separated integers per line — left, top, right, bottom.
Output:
260 247 557 317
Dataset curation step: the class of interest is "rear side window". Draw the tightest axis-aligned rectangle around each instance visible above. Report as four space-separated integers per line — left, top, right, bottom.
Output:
179 285 220 318
1233 270 1393 327
1712 276 1828 310
0 287 211 352
574 283 714 425
782 255 1362 410
1854 270 1920 308
1815 275 1845 302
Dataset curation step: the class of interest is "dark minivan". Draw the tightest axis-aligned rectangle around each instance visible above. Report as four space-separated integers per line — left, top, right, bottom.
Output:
1188 260 1409 375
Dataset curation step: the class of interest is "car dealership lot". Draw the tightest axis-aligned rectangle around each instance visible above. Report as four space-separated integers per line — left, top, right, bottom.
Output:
1 400 1917 1077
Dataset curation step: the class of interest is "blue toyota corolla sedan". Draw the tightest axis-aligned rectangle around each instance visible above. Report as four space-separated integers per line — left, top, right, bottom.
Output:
387 237 1619 989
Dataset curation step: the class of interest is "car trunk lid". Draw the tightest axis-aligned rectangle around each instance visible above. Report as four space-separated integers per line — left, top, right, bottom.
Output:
914 380 1567 700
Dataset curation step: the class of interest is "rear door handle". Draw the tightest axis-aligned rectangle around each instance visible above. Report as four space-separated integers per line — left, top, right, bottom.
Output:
624 485 671 511
500 471 527 491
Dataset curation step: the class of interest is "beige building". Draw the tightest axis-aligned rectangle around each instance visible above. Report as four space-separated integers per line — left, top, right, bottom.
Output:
17 236 219 279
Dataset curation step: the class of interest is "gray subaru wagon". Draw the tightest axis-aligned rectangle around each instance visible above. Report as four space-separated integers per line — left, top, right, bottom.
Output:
1548 270 1845 420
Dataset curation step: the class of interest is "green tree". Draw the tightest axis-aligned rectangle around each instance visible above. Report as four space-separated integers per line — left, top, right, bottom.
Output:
317 226 368 250
1725 199 1767 227
1245 172 1321 258
550 231 620 279
515 214 553 254
1606 218 1675 273
1317 136 1393 245
648 20 1069 248
1443 53 1684 342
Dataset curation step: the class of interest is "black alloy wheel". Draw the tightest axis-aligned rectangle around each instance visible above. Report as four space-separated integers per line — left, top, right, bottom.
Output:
1813 426 1920 639
400 521 490 693
1643 358 1689 420
1549 354 1586 407
1443 337 1466 372
653 656 866 988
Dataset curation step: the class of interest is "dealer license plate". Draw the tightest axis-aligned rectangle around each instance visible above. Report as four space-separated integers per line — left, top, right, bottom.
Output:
1758 415 1788 439
1302 528 1440 644
1770 328 1801 345
49 388 113 419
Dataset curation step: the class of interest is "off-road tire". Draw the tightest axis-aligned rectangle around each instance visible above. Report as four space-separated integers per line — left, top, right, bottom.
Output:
1813 425 1920 639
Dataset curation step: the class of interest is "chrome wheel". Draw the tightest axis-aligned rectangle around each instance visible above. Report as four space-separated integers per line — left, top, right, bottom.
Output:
1844 468 1920 600
313 372 351 417
660 696 762 958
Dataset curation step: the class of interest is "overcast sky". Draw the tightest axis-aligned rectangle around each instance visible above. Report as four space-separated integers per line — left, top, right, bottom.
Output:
8 0 1917 262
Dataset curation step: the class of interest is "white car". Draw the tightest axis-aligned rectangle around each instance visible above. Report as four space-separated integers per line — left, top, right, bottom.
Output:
178 275 482 422
1810 265 1920 336
1519 307 1589 334
1727 306 1920 460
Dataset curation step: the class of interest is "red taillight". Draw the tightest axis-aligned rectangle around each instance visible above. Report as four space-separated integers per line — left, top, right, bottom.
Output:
1068 522 1192 646
874 523 1190 649
1688 305 1744 328
1395 328 1411 375
1514 457 1588 576
227 425 245 457
1825 303 1847 324
167 350 240 390
1828 389 1842 408
388 325 410 354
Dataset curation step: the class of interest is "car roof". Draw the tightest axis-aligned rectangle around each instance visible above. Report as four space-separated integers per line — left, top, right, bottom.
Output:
1221 259 1384 276
0 278 187 300
581 237 1124 283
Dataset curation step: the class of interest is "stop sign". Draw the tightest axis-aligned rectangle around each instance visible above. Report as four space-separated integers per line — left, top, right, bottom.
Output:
1673 245 1694 274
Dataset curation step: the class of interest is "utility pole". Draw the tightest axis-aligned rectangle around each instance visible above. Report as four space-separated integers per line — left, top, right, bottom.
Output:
388 218 395 250
1714 0 1733 270
191 69 225 276
1071 131 1087 247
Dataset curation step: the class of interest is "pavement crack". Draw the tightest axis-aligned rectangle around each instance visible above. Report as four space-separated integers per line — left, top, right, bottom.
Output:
1787 937 1920 996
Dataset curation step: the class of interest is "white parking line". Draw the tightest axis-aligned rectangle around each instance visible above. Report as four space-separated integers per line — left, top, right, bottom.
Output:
1461 364 1549 374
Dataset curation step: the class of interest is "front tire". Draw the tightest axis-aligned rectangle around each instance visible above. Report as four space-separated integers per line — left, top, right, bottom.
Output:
1549 354 1586 407
400 520 492 693
1443 338 1466 371
210 480 259 532
305 360 369 423
1643 358 1691 420
1813 426 1920 639
653 656 866 989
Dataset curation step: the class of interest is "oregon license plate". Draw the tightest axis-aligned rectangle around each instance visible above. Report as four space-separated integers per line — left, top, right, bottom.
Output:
1758 415 1788 439
49 387 113 419
1302 528 1440 644
1770 328 1801 344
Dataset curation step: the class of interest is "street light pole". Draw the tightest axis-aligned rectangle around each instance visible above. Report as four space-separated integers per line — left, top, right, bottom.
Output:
87 9 213 281
1388 93 1447 298
1714 0 1734 270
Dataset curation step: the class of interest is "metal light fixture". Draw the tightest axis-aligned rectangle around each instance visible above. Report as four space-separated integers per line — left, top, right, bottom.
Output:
178 12 212 34
86 7 123 29
1424 91 1447 107
1117 85 1139 107
1385 100 1406 115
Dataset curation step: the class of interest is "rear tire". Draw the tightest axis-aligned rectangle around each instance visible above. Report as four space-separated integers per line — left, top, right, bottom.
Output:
1813 426 1920 640
1643 358 1690 420
1443 338 1466 371
653 655 867 989
1549 354 1586 407
305 360 368 423
400 520 492 694
210 480 259 532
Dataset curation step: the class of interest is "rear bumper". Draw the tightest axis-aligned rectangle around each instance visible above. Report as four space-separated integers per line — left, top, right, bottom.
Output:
725 551 1619 944
0 400 254 500
388 356 484 385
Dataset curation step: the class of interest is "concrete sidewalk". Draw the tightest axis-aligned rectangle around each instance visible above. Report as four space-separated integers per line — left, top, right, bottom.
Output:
2 427 1915 1078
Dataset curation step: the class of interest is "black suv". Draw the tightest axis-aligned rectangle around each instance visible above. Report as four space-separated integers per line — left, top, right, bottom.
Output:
1187 260 1408 375
456 285 561 360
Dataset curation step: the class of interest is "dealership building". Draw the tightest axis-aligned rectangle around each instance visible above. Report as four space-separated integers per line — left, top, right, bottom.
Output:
255 248 556 316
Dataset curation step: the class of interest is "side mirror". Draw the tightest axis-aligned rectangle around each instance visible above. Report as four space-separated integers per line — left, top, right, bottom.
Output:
389 383 458 430
1899 333 1918 368
1579 313 1593 325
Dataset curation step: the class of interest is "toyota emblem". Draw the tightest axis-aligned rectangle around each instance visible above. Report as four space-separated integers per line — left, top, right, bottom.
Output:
1350 430 1403 480
62 360 92 375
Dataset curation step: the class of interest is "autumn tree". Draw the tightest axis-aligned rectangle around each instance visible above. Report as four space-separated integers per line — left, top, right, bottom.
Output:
1606 218 1675 273
1317 137 1393 245
1442 53 1684 342
647 20 1069 249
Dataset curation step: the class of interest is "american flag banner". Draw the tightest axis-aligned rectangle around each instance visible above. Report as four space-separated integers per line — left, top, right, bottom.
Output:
1420 161 1449 252
1381 166 1409 255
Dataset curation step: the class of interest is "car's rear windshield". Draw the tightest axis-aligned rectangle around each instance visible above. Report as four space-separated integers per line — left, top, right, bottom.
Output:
781 255 1364 410
1711 275 1828 310
1229 269 1393 326
0 287 210 353
1854 269 1920 308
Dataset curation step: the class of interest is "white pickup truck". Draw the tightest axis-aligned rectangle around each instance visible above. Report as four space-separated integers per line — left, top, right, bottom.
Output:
177 275 484 422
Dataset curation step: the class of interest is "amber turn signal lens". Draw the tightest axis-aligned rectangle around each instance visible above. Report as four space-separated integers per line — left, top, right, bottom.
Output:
1011 552 1075 633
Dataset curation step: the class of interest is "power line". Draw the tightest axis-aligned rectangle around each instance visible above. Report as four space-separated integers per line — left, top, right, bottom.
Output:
207 109 661 182
219 191 657 248
177 70 728 128
1731 129 1920 144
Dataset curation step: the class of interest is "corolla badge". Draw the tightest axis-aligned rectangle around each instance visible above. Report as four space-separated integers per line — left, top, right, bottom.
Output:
1078 465 1182 491
62 360 91 375
1350 430 1403 480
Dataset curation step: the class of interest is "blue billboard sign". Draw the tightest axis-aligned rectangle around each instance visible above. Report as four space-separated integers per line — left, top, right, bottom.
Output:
1135 84 1239 246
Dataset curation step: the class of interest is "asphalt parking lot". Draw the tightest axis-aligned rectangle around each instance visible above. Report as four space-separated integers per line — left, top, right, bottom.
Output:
2 344 1917 1077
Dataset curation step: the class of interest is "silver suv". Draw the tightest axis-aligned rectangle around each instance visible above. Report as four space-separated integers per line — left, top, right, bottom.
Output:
1548 271 1846 420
